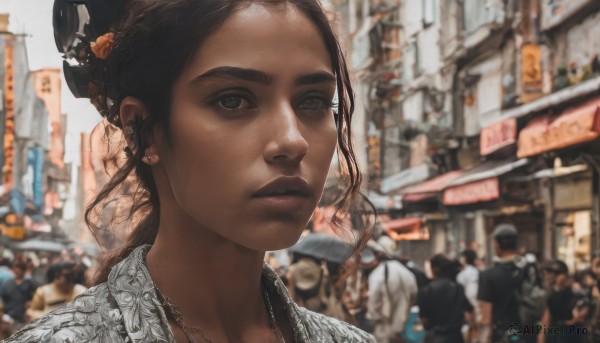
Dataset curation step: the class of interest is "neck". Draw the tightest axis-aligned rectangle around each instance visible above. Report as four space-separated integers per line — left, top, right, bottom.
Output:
146 215 270 340
497 250 518 260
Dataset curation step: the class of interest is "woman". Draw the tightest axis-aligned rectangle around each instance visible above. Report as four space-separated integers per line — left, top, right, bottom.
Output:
417 254 475 343
5 0 374 342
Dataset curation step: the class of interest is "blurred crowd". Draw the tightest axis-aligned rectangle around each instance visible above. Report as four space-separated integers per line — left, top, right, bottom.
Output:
0 246 95 339
269 225 600 343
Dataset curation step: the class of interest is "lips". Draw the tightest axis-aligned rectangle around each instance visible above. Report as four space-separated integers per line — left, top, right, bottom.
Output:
252 176 311 198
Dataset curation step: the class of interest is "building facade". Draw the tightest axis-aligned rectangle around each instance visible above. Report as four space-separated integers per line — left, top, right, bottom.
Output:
338 0 600 270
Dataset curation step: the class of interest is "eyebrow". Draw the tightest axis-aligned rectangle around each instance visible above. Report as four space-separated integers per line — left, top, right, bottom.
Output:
190 66 336 86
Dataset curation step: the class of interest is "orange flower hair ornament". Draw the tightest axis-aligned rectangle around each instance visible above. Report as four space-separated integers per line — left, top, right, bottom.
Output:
91 32 115 60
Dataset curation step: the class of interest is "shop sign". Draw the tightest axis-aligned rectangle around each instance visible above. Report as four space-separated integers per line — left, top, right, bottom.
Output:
541 0 594 31
518 99 600 158
480 118 517 155
554 178 592 210
521 43 543 103
0 213 24 240
380 164 430 193
443 177 500 206
367 135 381 179
3 42 14 184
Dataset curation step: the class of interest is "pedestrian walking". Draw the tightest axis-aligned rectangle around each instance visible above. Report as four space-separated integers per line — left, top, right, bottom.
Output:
458 249 480 320
538 260 589 343
5 0 376 341
367 236 418 343
478 224 546 343
25 263 87 321
418 254 475 343
0 261 36 326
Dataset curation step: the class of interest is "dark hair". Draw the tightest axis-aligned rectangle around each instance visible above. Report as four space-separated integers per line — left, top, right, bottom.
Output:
0 258 11 267
461 249 477 266
429 254 461 280
53 263 76 283
12 261 27 272
495 235 518 251
66 0 373 285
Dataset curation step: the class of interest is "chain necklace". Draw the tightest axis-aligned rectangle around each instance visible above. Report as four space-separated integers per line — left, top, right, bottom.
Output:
154 283 285 343
262 286 287 343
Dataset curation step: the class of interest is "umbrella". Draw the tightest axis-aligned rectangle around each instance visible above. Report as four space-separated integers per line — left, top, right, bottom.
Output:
290 233 355 264
13 239 66 253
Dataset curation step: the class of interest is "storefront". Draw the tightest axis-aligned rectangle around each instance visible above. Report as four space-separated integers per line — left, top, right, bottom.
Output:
442 158 543 261
553 169 593 271
516 97 600 270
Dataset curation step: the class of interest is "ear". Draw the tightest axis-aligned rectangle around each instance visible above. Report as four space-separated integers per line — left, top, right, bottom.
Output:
119 96 160 165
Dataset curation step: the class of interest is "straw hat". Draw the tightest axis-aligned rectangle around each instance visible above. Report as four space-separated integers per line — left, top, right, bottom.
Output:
290 258 321 290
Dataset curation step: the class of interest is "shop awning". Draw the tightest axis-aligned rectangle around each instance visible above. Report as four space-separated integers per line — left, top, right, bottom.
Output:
507 164 588 182
367 193 403 211
380 164 430 193
482 75 600 127
446 158 529 188
403 171 464 203
443 158 529 206
381 217 429 241
518 98 600 158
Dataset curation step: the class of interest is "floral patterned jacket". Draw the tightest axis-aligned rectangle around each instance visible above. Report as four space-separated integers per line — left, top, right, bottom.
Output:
3 245 374 343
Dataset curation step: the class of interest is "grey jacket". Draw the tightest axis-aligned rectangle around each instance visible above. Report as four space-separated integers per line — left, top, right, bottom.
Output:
3 245 373 343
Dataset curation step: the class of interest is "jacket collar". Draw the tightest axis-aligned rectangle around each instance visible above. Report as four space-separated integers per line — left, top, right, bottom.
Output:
107 244 311 343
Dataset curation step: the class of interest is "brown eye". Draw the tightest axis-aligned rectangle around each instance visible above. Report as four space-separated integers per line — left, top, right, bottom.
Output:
218 96 246 110
298 97 329 111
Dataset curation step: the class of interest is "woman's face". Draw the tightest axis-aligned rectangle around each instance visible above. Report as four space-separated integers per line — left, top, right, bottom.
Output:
159 3 338 251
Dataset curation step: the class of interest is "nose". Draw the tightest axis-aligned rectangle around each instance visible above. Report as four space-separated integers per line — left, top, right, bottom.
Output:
263 103 309 164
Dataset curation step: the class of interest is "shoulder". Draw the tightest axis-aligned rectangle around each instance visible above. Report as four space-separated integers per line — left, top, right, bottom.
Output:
4 283 128 343
299 307 375 343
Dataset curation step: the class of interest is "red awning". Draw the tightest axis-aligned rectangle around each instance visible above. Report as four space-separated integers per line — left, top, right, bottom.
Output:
518 98 600 158
403 171 464 203
380 217 429 240
382 217 422 231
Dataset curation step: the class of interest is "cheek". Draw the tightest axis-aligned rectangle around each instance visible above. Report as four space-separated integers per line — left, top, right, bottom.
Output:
310 120 338 163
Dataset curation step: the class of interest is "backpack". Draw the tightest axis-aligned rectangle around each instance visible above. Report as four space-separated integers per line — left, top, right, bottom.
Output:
513 262 546 325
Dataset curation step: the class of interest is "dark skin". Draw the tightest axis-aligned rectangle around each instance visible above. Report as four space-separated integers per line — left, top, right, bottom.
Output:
119 3 338 343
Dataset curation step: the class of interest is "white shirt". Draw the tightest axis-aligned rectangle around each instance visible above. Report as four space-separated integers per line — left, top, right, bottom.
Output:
457 264 479 308
367 260 418 334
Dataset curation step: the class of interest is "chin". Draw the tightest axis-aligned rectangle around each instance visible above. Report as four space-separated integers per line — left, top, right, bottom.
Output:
240 223 306 252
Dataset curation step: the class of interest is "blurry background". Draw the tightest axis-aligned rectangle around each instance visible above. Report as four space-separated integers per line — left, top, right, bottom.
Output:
0 0 600 272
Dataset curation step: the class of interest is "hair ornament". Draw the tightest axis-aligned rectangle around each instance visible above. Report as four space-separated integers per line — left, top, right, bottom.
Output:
91 32 115 60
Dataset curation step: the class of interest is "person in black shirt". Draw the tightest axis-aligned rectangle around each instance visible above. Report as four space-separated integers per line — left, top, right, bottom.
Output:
538 260 588 343
478 223 532 343
399 254 430 290
417 254 475 343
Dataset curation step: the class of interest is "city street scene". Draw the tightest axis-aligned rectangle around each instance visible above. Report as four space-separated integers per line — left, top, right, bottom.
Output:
1 0 600 342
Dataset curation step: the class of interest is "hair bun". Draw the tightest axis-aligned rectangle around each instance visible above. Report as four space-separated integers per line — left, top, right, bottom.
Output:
53 0 128 98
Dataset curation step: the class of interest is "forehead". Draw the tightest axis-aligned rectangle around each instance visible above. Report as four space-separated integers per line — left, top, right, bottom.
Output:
182 3 333 81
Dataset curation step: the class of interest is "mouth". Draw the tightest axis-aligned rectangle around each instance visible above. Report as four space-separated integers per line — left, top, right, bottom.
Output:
252 176 312 198
251 176 313 212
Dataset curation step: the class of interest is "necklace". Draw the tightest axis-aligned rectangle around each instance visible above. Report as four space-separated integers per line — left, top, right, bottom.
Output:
262 286 286 343
154 283 285 343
